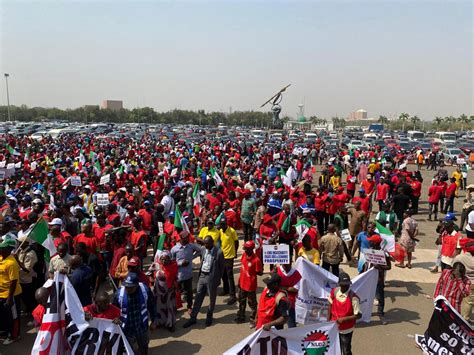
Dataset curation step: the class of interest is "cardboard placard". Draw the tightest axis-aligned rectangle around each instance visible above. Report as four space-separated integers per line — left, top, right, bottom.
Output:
263 244 290 264
363 249 387 266
6 163 14 170
70 176 82 187
340 229 352 242
0 161 5 168
99 174 110 185
170 168 178 177
273 153 281 160
158 222 164 235
96 193 110 206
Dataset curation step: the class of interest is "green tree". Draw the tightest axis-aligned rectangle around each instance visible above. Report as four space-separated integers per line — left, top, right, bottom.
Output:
398 112 410 131
410 115 420 130
458 114 469 131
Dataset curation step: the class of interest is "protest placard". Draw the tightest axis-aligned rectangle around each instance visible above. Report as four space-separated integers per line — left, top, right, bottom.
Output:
99 174 110 185
363 249 387 266
7 163 14 170
170 168 178 177
70 176 82 187
340 229 352 242
273 153 280 160
31 162 37 170
262 244 290 264
96 193 109 206
0 161 5 168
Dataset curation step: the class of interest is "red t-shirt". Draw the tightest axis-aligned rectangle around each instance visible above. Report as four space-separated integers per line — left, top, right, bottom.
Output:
32 304 46 326
376 183 389 201
346 175 356 191
361 180 375 195
74 234 99 254
138 209 153 231
83 304 121 320
446 183 457 198
206 193 222 212
352 196 370 214
410 181 422 198
239 253 262 292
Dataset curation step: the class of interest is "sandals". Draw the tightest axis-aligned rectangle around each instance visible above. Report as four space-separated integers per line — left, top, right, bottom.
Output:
395 264 406 268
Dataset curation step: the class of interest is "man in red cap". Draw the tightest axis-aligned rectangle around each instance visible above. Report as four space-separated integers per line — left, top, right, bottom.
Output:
234 240 262 327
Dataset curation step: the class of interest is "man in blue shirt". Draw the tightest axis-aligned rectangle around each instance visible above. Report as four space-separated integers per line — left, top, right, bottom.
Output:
170 231 201 313
352 222 379 257
114 273 156 355
69 255 93 307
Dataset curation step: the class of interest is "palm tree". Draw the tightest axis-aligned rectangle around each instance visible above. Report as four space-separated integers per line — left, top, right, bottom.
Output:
458 114 469 131
398 112 410 131
434 116 444 128
410 115 420 130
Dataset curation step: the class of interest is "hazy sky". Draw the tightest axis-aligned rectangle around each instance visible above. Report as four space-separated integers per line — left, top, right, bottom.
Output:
0 1 472 120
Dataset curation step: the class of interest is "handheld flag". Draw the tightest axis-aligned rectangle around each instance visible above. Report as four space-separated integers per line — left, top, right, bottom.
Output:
375 221 395 252
192 184 201 217
210 167 223 185
294 219 311 241
281 215 291 233
6 144 20 156
174 206 190 234
27 218 56 262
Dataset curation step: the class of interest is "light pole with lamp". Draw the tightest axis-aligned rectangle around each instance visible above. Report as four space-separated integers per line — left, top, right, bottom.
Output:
4 73 11 122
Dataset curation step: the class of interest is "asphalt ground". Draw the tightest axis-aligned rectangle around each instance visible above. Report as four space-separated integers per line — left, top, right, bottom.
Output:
5 164 470 355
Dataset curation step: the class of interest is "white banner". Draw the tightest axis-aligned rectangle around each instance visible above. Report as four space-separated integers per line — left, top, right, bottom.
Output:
96 193 110 207
32 273 133 355
71 176 82 187
294 258 378 324
224 322 340 355
262 244 290 264
100 174 111 185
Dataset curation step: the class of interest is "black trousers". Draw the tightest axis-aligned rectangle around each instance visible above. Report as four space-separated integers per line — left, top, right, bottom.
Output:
316 211 327 236
340 331 353 355
20 282 37 313
0 295 21 339
242 223 253 242
444 196 455 214
322 261 340 277
411 196 420 214
428 203 438 220
178 278 194 310
222 258 236 297
237 289 257 323
375 282 385 316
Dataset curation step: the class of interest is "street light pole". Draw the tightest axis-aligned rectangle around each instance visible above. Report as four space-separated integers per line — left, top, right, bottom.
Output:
4 73 11 122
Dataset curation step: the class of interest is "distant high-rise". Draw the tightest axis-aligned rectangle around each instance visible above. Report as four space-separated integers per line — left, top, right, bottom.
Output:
100 100 123 111
348 109 368 120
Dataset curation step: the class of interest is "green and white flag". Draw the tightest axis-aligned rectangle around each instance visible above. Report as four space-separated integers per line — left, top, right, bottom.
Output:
6 144 20 156
210 167 223 185
174 206 189 234
192 183 201 217
281 215 291 233
28 218 56 262
375 221 395 252
294 219 312 241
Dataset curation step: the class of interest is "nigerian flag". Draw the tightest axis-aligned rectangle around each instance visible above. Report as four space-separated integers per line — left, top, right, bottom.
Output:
6 144 20 156
294 219 312 241
281 215 291 233
94 160 101 174
375 221 395 252
28 218 56 262
192 183 201 217
210 167 223 185
174 206 190 234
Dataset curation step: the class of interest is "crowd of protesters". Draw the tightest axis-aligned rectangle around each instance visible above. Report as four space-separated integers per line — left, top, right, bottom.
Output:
0 131 472 354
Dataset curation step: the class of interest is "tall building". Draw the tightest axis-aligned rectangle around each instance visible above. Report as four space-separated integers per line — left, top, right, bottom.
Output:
348 109 368 120
100 100 123 111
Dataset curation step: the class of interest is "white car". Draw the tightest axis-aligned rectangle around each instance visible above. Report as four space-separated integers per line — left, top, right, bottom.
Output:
443 148 463 164
349 140 364 150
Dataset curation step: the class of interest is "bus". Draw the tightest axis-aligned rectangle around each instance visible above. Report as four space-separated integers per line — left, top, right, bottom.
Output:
368 123 384 133
407 130 425 141
435 131 457 143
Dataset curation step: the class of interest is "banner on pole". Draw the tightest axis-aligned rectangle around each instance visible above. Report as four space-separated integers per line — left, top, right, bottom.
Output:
415 296 473 355
262 244 290 264
224 321 340 355
294 258 378 324
32 273 133 355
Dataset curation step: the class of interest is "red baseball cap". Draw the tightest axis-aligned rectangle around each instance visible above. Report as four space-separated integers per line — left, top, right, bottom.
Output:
367 234 382 246
127 256 140 267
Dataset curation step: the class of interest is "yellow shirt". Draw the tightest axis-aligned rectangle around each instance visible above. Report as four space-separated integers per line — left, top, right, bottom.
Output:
198 227 221 243
452 171 462 187
298 248 320 265
0 255 22 298
329 176 341 189
219 227 238 259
